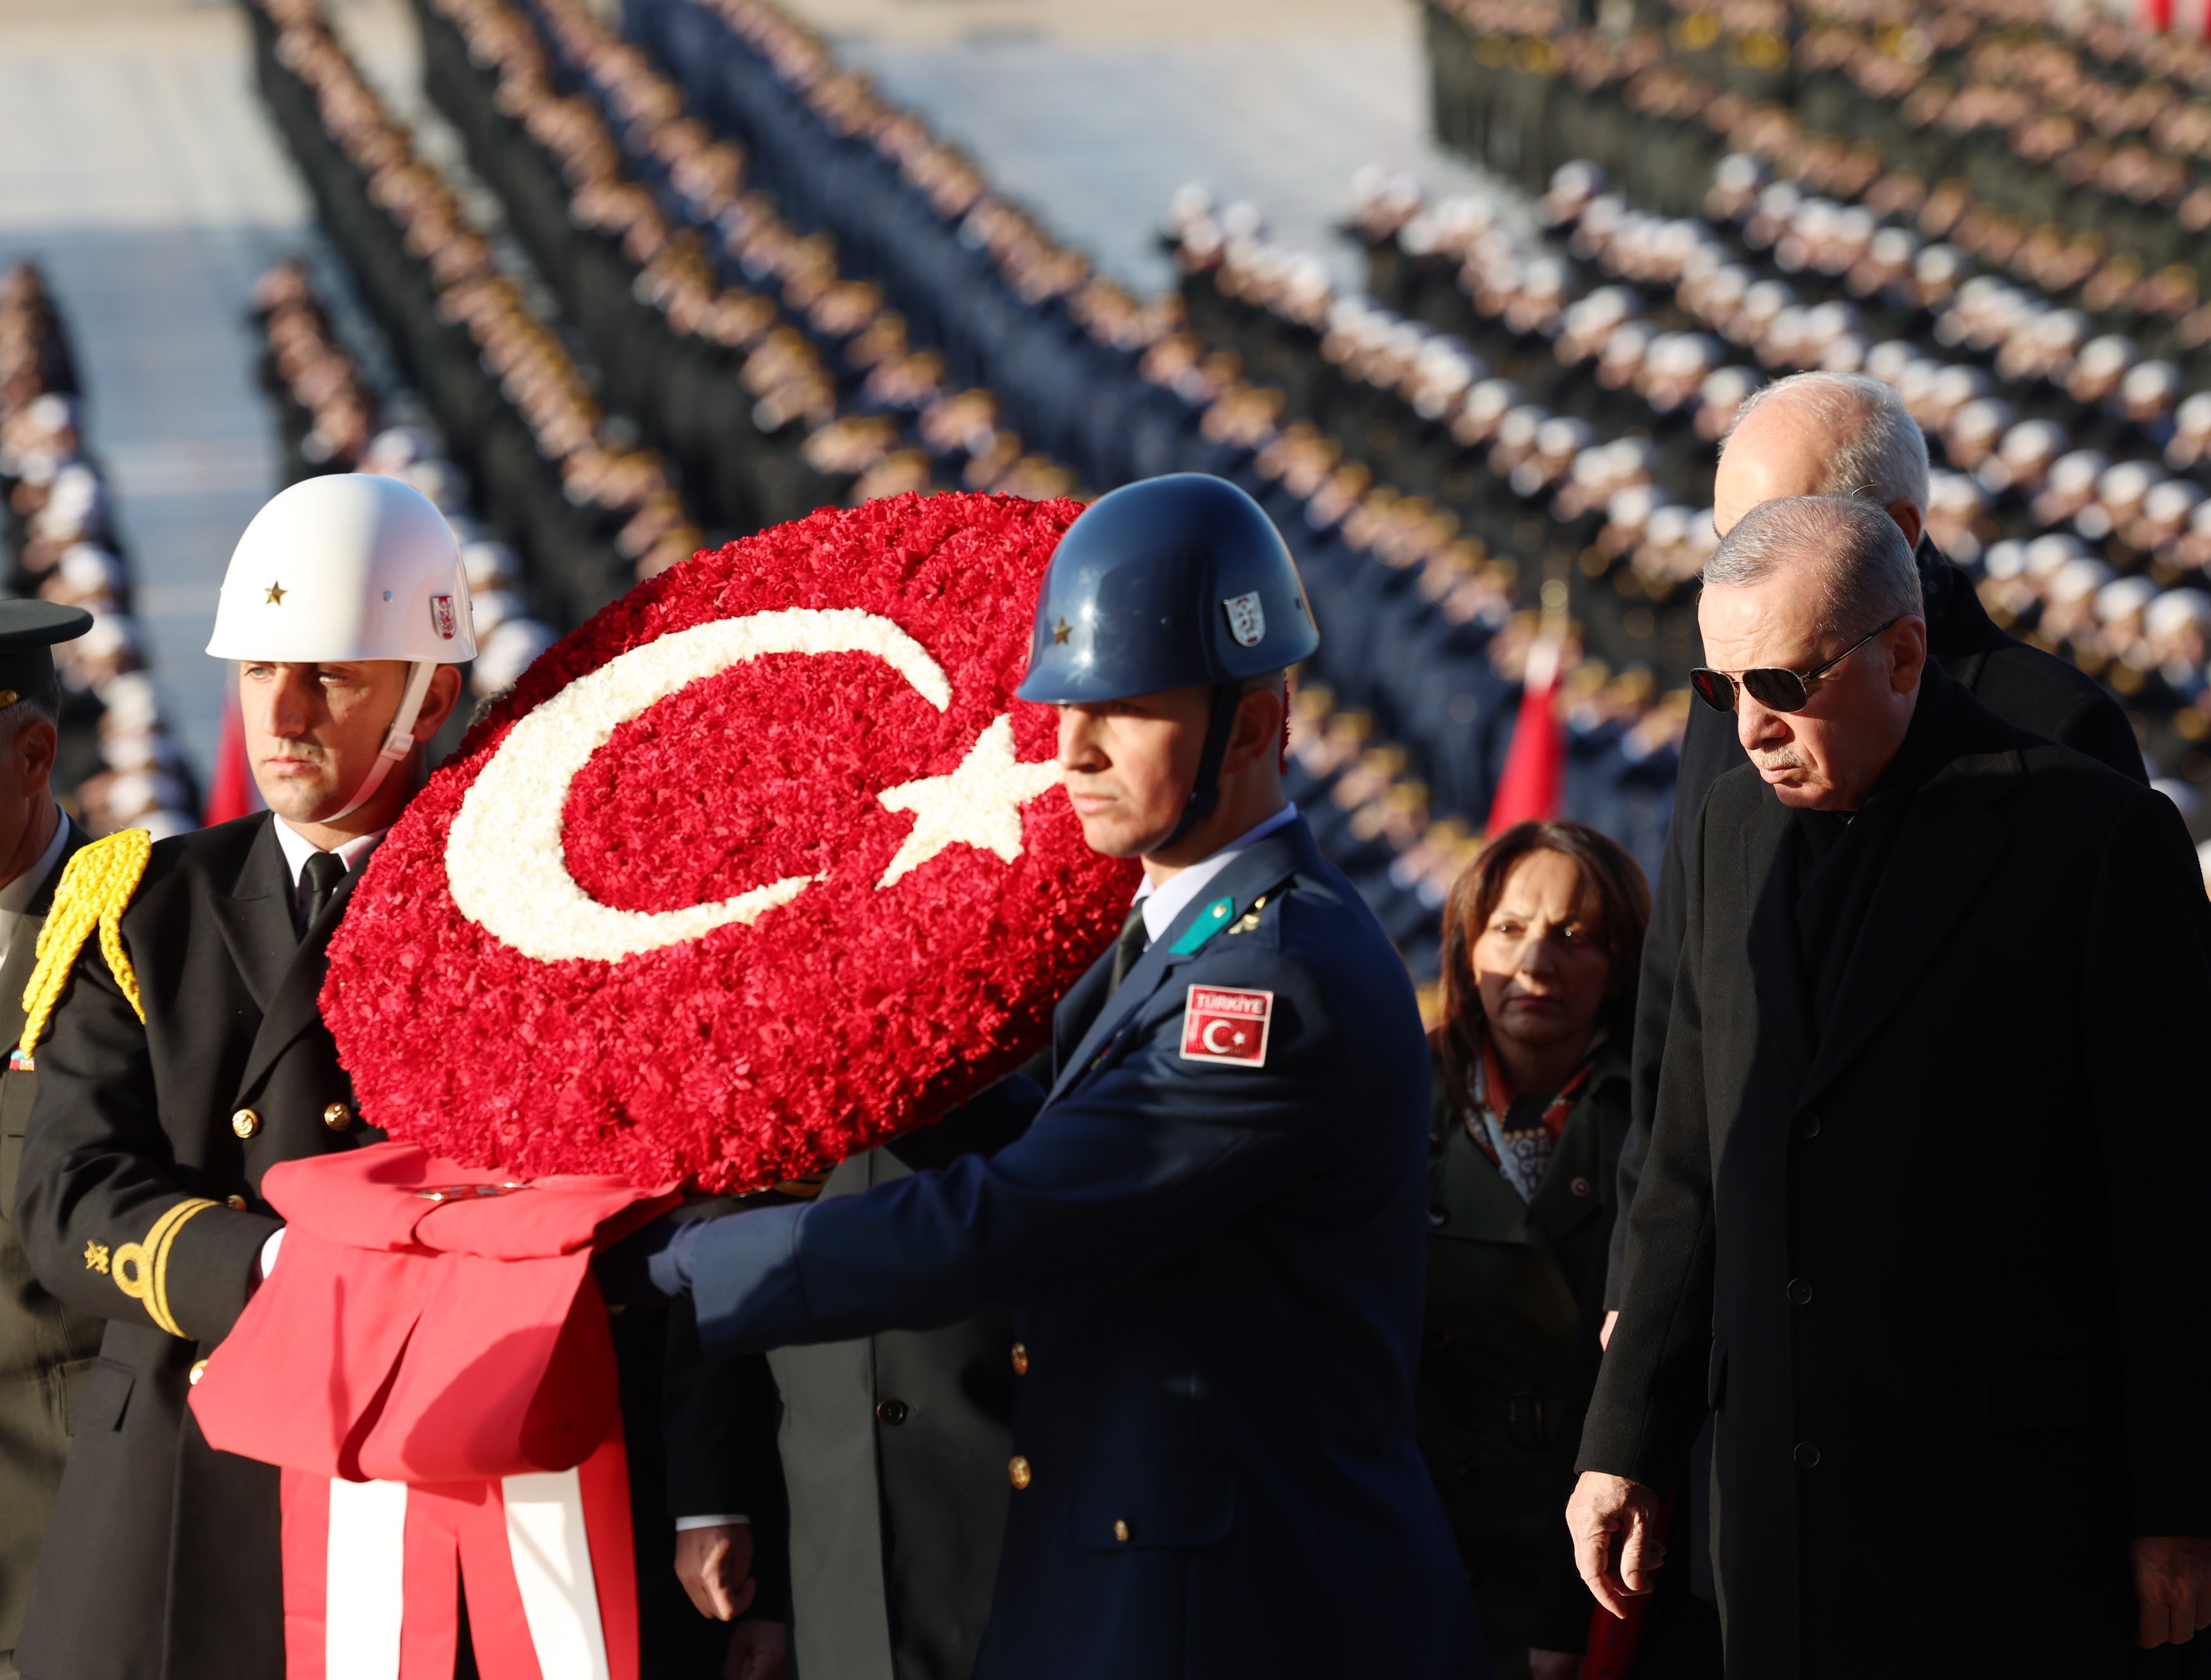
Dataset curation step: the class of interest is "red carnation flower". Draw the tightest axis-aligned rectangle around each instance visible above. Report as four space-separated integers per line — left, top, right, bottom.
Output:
322 493 1137 1192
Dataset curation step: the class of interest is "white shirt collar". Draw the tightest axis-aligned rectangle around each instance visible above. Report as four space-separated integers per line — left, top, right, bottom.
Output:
0 803 70 920
1134 802 1299 946
273 816 387 891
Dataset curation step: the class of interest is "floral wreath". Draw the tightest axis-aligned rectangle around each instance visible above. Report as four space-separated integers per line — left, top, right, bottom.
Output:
321 492 1139 1193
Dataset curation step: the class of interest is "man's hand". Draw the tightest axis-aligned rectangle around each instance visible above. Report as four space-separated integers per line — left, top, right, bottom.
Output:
725 1619 788 1680
675 1522 757 1622
1566 1471 1666 1619
2133 1536 2211 1646
1528 1648 1582 1679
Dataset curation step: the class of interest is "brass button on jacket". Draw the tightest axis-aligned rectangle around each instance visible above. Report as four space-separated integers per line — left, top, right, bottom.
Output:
1008 1455 1032 1490
1010 1341 1029 1376
230 1108 260 1140
224 1195 249 1212
323 1102 352 1132
1112 1519 1131 1543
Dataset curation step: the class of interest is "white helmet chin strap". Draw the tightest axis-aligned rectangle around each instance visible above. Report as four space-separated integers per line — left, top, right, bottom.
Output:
323 660 435 825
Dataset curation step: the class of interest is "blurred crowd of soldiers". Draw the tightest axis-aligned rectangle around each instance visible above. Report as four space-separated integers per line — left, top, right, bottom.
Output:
236 0 1663 990
247 0 705 628
241 0 2211 1000
0 268 197 839
1427 0 2211 356
249 259 562 719
1158 0 2211 850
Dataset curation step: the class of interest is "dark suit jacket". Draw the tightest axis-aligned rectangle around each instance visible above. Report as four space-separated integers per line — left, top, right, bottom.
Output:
9 815 378 1680
0 819 101 1651
682 818 1482 1680
757 1142 1015 1680
1606 552 2146 1307
1581 667 2211 1678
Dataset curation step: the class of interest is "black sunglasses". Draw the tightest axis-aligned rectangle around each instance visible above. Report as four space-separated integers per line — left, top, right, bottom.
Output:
1689 617 1900 714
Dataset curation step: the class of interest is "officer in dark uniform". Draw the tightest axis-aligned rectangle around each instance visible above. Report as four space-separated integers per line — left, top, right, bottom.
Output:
622 473 1483 1680
6 476 471 1680
0 605 102 1680
670 1135 1020 1680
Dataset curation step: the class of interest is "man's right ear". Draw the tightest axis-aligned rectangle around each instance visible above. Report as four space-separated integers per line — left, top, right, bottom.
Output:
1229 682 1285 770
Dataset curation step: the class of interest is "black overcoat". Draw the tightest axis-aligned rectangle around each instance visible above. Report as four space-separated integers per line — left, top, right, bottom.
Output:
1581 669 2211 1678
1606 548 2146 1306
8 814 376 1680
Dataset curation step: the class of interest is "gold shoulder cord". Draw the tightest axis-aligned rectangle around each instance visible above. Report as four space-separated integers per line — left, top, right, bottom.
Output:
19 830 174 1327
112 1198 218 1337
20 828 152 1059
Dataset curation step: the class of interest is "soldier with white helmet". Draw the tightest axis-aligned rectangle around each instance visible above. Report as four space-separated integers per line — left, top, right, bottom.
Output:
6 474 473 1680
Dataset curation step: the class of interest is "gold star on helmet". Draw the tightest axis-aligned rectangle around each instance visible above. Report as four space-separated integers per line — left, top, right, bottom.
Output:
265 581 287 605
1052 618 1072 645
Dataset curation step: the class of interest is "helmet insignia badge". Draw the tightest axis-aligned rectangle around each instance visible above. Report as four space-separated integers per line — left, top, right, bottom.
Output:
1052 617 1072 645
264 581 287 606
1223 591 1265 649
430 595 459 641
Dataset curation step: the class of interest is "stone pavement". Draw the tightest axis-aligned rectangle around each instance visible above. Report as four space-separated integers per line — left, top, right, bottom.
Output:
772 0 1521 295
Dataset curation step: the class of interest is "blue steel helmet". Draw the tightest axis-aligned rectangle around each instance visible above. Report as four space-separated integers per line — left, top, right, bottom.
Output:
1015 474 1318 705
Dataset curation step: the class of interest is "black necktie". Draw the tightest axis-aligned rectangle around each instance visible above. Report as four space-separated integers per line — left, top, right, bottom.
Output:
299 851 347 937
1106 902 1149 996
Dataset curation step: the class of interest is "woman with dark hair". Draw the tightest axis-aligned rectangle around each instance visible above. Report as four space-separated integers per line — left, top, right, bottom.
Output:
1419 820 1650 1680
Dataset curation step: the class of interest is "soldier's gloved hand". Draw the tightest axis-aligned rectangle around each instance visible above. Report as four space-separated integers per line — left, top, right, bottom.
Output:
593 1212 703 1304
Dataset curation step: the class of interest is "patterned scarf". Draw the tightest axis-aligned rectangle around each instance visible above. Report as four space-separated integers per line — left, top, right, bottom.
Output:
1464 1037 1600 1204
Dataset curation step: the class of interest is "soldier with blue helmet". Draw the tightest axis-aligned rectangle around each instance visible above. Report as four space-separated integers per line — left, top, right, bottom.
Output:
630 472 1485 1680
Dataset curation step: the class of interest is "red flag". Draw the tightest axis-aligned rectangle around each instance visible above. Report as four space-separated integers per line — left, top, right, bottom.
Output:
203 684 263 825
1487 634 1566 831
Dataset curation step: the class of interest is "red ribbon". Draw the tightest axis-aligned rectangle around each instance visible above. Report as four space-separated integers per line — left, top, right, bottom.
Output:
192 1142 679 1679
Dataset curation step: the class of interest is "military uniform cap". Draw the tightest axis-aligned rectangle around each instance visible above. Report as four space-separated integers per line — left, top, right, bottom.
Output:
0 601 93 703
1016 474 1316 705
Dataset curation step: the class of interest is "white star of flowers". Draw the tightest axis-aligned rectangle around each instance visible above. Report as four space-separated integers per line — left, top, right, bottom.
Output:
875 713 1062 888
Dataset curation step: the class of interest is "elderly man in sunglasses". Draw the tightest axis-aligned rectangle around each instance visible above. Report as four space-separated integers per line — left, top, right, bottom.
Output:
1568 495 2211 1679
1608 370 2146 1319
1595 372 2148 1376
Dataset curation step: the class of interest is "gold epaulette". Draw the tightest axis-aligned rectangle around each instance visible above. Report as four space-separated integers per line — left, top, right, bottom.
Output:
21 829 153 1058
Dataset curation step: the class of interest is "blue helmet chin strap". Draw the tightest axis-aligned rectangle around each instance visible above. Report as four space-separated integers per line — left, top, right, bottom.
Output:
1156 681 1246 854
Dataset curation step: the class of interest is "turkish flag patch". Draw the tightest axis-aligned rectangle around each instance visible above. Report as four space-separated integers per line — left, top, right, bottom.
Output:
1180 985 1273 1067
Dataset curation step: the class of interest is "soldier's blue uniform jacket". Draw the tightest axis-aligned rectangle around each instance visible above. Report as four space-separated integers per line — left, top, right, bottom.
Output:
686 814 1483 1680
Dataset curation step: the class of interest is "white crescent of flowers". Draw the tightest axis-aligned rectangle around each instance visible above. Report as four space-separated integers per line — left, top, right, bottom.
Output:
444 607 1062 963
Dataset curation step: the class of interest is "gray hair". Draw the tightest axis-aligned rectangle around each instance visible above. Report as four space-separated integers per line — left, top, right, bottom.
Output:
1726 371 1931 512
1704 495 1923 644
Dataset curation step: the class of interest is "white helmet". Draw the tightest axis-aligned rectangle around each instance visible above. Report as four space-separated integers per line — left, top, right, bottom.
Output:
210 474 478 822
